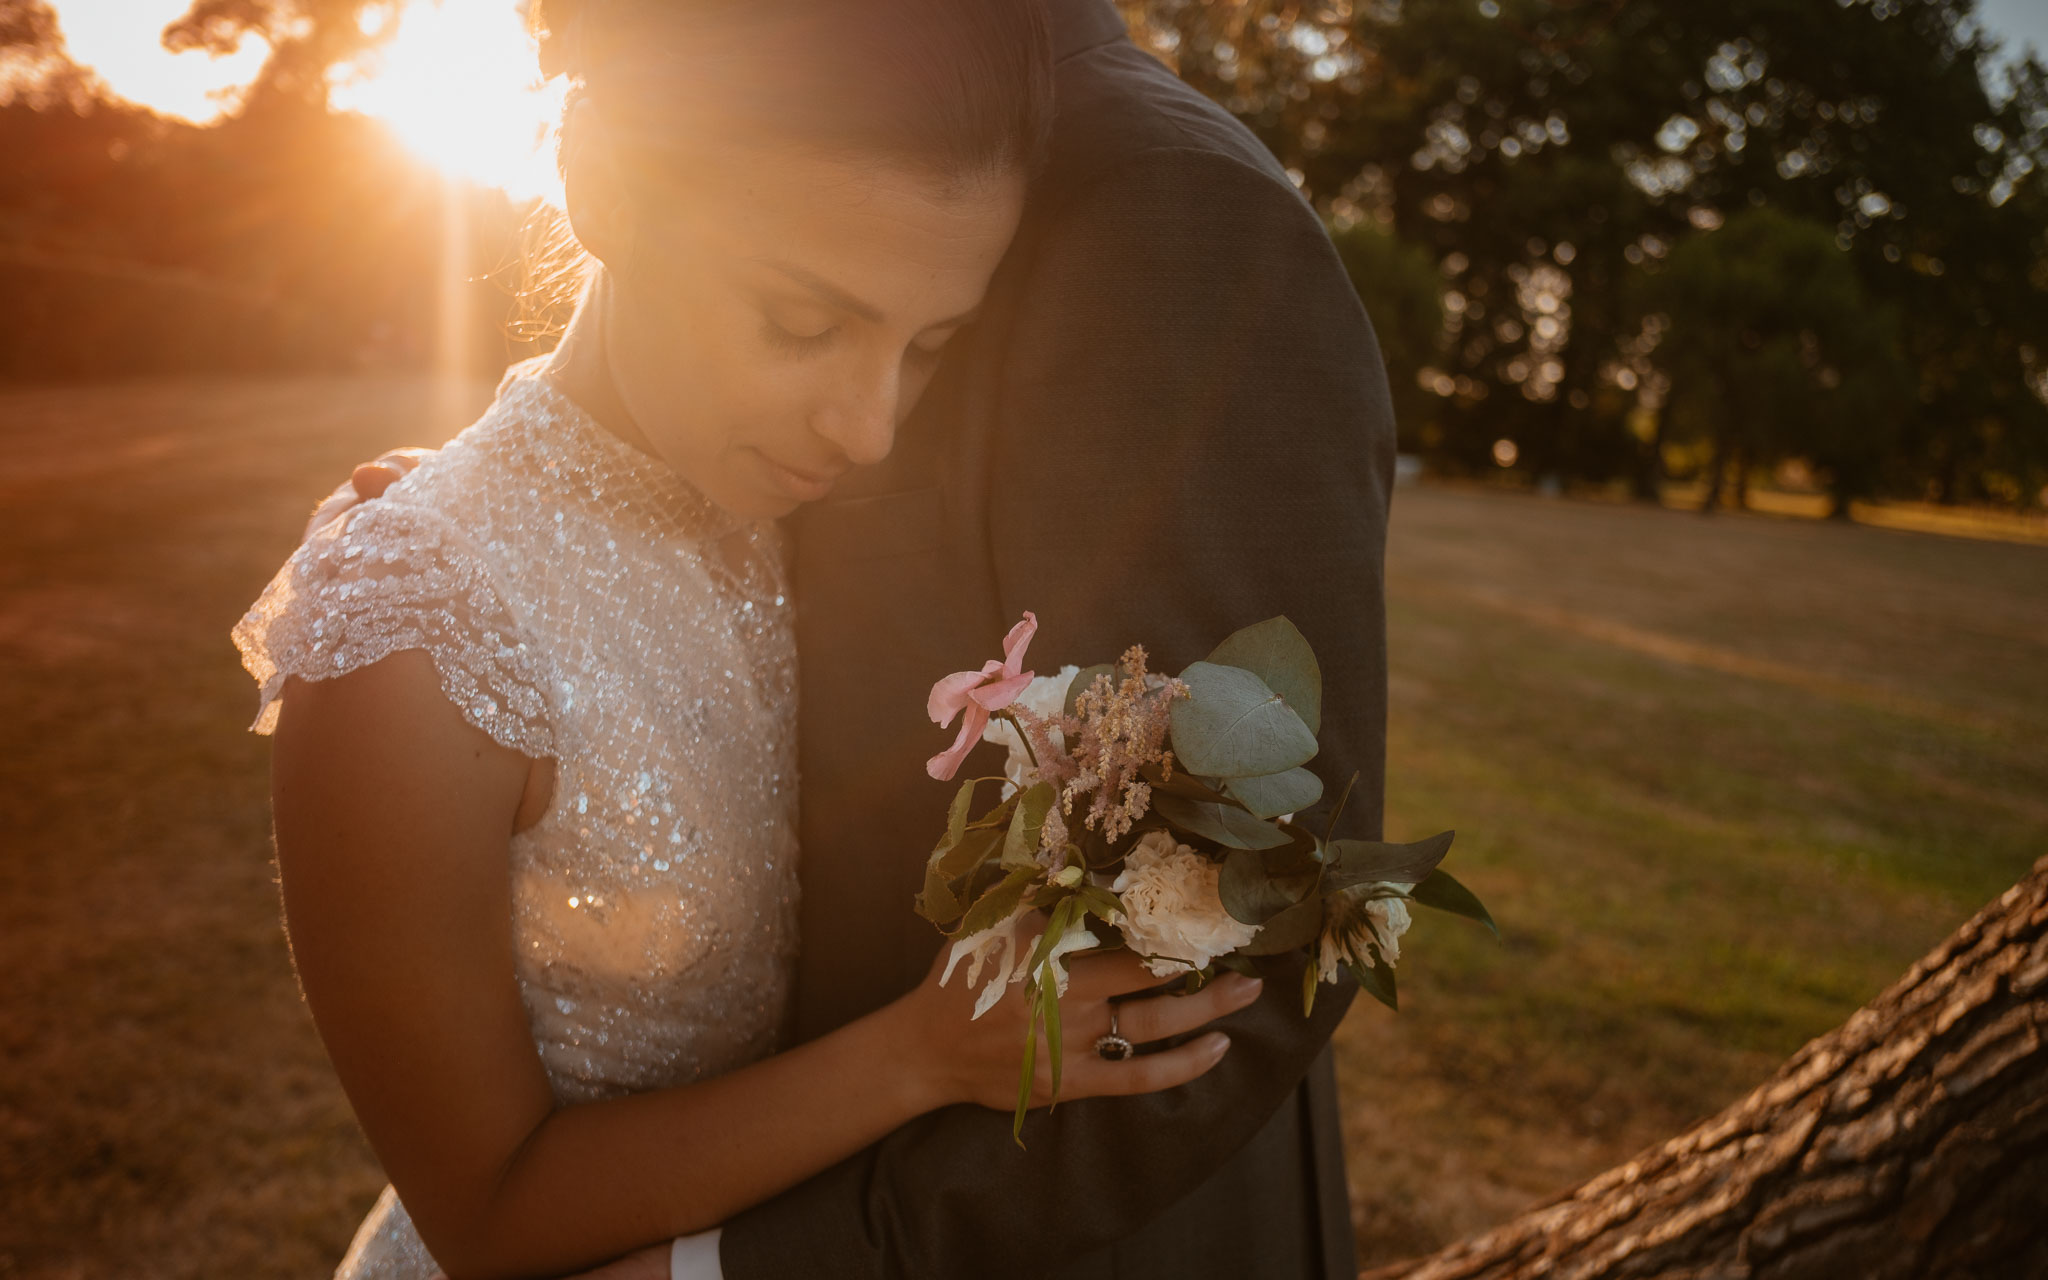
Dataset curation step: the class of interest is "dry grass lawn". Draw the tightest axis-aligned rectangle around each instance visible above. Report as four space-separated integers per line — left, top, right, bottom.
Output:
1 377 2042 1277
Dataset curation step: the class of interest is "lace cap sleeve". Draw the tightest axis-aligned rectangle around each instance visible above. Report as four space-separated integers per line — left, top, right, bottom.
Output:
232 501 557 759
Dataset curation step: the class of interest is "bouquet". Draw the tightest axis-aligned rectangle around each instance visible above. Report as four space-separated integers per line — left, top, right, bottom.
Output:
917 612 1496 1139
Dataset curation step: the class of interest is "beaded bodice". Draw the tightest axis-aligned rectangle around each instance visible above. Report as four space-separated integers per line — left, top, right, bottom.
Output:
234 372 800 1107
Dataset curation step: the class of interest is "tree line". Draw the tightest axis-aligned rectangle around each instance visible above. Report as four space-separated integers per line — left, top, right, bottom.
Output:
1 0 2044 512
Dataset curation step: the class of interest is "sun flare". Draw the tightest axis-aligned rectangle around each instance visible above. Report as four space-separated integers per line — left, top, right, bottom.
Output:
329 0 566 202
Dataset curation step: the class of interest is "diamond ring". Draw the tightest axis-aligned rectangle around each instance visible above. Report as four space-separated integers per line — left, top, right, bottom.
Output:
1094 1004 1135 1061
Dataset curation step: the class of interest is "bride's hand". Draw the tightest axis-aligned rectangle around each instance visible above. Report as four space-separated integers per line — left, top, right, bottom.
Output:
303 446 433 540
898 928 1261 1113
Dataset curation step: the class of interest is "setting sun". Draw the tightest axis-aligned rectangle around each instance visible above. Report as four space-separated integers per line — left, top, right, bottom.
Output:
330 0 565 202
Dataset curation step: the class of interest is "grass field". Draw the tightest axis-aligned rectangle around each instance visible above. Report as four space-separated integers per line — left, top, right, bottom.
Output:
2 377 2043 1278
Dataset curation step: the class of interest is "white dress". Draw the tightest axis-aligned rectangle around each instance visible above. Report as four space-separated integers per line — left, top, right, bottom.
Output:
233 370 800 1278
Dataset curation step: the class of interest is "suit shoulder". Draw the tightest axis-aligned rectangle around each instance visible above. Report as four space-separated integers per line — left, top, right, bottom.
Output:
1041 42 1300 209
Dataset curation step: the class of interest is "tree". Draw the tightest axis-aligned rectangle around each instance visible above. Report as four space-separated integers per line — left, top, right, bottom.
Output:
163 0 396 111
1639 209 1907 516
1363 854 2048 1280
1330 218 1445 455
1121 0 2048 507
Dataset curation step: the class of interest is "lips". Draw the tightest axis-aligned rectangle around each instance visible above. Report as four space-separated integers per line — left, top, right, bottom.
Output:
755 449 843 503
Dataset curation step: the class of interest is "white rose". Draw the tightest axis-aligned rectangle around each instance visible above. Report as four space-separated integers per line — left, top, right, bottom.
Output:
981 665 1078 789
1110 830 1259 977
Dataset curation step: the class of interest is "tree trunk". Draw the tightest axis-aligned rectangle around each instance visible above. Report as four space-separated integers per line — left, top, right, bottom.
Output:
1362 856 2048 1280
1730 444 1750 511
1700 433 1727 516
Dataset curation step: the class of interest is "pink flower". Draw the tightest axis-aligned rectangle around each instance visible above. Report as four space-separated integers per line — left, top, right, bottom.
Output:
926 612 1038 781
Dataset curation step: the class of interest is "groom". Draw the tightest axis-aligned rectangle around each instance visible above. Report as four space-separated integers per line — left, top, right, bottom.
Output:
340 2 1392 1275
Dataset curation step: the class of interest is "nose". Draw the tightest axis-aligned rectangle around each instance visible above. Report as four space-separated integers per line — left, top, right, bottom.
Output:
811 359 900 468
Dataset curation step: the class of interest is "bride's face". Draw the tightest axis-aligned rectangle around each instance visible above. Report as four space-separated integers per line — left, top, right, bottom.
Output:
598 148 1026 519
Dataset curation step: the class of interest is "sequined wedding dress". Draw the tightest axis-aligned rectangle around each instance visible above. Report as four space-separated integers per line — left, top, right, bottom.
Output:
233 369 800 1279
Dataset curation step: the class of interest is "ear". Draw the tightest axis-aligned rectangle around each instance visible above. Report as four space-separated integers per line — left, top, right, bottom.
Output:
560 97 637 268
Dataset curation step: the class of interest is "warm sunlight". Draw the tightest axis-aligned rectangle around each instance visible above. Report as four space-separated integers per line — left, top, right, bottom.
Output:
48 0 269 123
330 1 566 202
48 0 563 202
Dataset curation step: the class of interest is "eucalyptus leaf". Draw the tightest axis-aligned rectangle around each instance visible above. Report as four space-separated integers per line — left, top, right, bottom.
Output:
1220 767 1325 820
1141 763 1226 804
1219 848 1315 926
1204 616 1323 736
1302 956 1319 1016
1323 830 1456 890
1152 792 1293 851
1411 867 1500 940
1170 662 1319 779
1242 894 1325 956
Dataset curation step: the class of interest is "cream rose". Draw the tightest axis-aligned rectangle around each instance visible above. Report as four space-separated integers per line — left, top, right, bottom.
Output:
1110 830 1259 977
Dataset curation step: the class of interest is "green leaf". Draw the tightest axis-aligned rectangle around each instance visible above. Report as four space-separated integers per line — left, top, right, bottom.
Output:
1012 1005 1036 1146
1219 848 1316 926
1170 662 1319 779
1151 792 1293 851
918 825 1004 925
1411 867 1500 940
1204 616 1323 736
1242 894 1325 955
1352 955 1398 1012
1002 781 1056 869
942 777 979 848
1323 831 1456 890
1073 883 1124 923
1214 952 1260 978
1040 969 1064 1111
1063 663 1115 718
1220 767 1325 820
953 864 1039 939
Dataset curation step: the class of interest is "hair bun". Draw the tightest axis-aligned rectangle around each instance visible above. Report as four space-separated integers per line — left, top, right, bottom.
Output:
529 0 582 81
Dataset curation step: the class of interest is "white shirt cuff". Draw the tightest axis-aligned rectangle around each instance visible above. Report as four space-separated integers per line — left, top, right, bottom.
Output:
669 1229 724 1280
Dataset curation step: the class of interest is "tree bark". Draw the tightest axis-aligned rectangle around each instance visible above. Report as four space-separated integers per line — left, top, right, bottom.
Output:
1362 856 2048 1280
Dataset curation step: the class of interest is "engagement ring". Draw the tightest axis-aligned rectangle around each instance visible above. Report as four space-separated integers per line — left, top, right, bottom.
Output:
1094 1006 1135 1061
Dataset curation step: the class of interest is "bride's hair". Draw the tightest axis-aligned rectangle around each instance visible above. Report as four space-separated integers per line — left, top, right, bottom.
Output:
509 0 1053 338
529 0 1055 188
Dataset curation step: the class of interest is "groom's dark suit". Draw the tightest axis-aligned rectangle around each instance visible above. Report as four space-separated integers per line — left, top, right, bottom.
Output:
721 3 1395 1276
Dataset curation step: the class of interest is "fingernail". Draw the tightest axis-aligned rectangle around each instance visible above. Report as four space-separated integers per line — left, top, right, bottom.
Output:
1230 975 1264 998
1208 1032 1232 1055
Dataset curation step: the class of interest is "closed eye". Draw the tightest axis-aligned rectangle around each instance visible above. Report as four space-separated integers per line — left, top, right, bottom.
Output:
763 316 837 356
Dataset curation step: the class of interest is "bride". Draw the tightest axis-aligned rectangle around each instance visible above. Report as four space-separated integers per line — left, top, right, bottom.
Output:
232 1 1262 1276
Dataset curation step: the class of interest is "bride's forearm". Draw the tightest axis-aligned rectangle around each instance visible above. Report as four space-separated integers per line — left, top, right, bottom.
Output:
436 994 947 1279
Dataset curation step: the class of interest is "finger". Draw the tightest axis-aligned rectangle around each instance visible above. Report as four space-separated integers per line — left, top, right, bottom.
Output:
1062 949 1174 1001
1061 1031 1230 1099
351 459 407 499
1112 973 1263 1045
303 481 361 541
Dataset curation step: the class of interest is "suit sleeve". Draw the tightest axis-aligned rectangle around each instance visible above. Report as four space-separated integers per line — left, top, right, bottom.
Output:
719 146 1397 1280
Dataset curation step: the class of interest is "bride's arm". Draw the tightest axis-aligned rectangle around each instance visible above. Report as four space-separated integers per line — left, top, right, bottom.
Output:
272 649 1254 1280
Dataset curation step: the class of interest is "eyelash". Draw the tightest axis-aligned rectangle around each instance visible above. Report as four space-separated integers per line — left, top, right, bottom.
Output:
761 317 954 365
763 318 836 356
